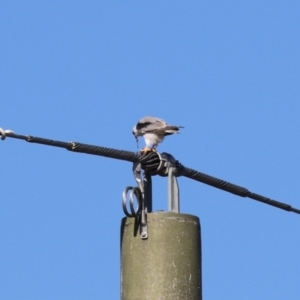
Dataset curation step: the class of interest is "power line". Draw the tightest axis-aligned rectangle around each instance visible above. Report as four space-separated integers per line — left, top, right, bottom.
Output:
1 128 299 215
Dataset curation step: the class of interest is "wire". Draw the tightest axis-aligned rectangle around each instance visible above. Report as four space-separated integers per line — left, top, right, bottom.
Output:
2 131 140 162
69 142 139 162
182 167 300 214
1 129 299 215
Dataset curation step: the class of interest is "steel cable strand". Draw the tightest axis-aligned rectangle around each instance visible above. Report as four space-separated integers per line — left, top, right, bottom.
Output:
1 129 300 214
182 167 250 197
182 167 300 214
68 142 140 162
248 192 300 213
0 130 141 163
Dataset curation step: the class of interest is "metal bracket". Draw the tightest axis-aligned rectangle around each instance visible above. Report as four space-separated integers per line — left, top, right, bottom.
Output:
157 152 181 213
168 166 180 213
133 162 152 239
121 162 152 240
123 152 181 238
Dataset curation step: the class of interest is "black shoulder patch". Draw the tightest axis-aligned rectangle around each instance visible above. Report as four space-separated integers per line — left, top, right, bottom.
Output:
136 122 152 130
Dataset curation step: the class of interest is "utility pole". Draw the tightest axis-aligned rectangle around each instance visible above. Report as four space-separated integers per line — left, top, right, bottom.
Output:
121 212 202 300
120 157 202 299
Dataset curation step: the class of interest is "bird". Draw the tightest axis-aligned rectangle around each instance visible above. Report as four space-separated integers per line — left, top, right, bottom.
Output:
132 116 183 152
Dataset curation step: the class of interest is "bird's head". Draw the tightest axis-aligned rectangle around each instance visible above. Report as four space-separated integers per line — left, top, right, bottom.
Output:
132 126 139 148
132 126 138 139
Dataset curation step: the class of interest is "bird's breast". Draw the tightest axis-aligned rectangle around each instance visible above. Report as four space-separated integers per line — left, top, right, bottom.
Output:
144 133 164 144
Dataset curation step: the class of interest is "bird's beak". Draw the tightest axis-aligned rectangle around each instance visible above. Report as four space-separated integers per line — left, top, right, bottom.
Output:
133 132 139 148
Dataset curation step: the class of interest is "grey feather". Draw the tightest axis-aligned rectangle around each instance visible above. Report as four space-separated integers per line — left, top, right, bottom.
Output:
132 116 183 149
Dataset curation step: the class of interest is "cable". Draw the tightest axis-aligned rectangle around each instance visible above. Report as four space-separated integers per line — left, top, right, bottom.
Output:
1 129 299 214
182 167 300 214
2 131 140 162
69 142 139 162
182 167 250 196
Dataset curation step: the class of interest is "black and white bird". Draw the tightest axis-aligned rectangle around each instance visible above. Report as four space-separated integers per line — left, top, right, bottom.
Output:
132 116 183 152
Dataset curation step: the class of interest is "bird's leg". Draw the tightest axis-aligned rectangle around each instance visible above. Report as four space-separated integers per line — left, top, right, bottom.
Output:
140 144 158 153
140 147 152 154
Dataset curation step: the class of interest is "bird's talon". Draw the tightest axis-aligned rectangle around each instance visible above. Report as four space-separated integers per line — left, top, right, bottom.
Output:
140 147 155 154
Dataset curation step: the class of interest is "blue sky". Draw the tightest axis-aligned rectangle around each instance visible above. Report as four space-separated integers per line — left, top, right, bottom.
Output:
1 2 300 299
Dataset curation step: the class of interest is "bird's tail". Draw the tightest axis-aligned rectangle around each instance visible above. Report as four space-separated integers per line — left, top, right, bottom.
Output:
164 125 184 134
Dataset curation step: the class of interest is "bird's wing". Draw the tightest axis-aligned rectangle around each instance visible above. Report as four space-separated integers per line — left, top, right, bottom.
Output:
136 117 167 133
